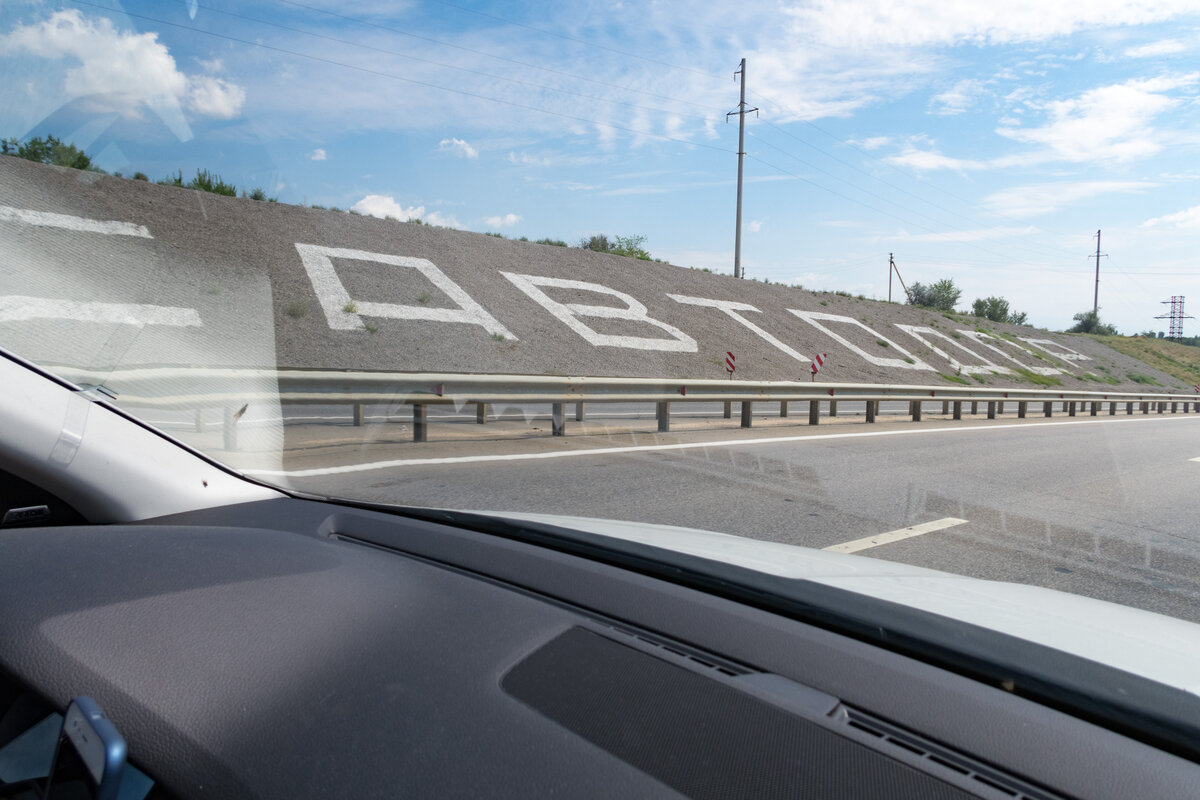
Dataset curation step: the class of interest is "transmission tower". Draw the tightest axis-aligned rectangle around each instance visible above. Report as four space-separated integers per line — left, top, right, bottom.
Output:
1155 296 1194 342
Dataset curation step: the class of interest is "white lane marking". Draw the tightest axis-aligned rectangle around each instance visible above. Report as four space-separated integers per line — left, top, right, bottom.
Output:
823 517 968 554
246 413 1200 478
1190 457 1200 462
0 205 152 238
0 296 201 326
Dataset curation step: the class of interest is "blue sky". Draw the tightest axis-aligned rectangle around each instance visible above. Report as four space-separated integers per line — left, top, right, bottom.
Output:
3 0 1200 334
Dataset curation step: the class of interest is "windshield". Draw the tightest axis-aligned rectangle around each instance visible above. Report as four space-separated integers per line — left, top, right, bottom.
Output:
3 1 1200 663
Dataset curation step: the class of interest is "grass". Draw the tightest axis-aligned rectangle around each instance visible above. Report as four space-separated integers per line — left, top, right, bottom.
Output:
940 373 970 385
875 339 889 348
1090 335 1200 387
417 292 431 304
342 301 357 313
1014 368 1062 387
491 332 506 342
363 323 378 334
284 300 308 318
1126 372 1160 385
819 301 829 306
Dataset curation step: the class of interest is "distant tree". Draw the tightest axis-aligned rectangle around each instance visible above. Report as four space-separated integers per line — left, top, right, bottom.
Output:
132 172 148 181
971 296 1028 325
907 278 961 311
579 234 611 252
4 135 94 170
1067 309 1118 335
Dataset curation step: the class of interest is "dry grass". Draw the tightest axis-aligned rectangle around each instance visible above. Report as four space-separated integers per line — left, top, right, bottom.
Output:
1089 335 1200 387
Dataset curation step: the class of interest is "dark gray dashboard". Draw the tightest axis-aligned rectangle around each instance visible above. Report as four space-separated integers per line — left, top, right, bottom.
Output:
0 497 1197 798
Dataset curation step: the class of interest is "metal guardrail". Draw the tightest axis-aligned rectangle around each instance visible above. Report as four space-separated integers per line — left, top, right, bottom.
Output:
53 366 1200 446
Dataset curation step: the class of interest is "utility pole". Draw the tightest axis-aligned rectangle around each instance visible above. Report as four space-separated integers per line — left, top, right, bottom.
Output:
888 253 910 302
727 58 757 279
1093 229 1103 316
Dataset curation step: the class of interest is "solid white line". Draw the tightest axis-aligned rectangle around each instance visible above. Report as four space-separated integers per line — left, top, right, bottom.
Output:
0 205 152 238
0 296 201 326
823 517 968 554
1191 457 1200 462
246 413 1200 478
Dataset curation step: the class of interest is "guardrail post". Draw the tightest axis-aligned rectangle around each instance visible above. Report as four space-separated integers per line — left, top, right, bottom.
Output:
970 401 978 416
1090 402 1098 417
1172 402 1178 413
657 401 670 432
413 404 428 442
223 407 238 451
476 403 488 424
723 401 732 419
576 402 586 421
829 400 838 417
1143 402 1149 414
1068 402 1076 417
1109 402 1116 416
353 403 365 426
1158 402 1165 414
1044 401 1053 417
1018 401 1027 419
780 400 788 418
865 400 876 423
1126 402 1133 415
741 401 753 428
953 401 962 420
809 400 819 425
911 401 922 422
997 401 1004 415
942 400 949 415
552 402 566 435
987 401 996 420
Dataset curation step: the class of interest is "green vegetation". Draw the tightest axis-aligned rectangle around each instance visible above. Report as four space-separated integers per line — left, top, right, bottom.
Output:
1067 309 1118 335
534 237 568 247
485 232 504 238
1126 373 1159 385
971 296 1028 325
940 373 970 385
284 300 309 318
1014 368 1061 386
1090 335 1199 386
907 279 961 311
579 233 654 260
417 293 431 304
363 323 378 334
491 332 506 341
342 301 357 313
2 135 95 170
875 339 889 348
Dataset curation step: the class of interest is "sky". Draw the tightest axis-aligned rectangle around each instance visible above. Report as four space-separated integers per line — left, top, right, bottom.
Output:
2 0 1200 335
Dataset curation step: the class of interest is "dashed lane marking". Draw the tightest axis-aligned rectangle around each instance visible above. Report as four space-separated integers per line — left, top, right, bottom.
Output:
822 517 968 554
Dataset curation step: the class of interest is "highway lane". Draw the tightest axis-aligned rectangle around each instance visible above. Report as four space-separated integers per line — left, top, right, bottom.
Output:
280 412 1200 623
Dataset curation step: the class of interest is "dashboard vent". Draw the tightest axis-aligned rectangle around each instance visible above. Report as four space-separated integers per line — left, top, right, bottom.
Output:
841 708 1062 800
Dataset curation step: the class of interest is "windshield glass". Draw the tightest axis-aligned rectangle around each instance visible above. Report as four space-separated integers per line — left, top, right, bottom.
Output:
4 1 1200 652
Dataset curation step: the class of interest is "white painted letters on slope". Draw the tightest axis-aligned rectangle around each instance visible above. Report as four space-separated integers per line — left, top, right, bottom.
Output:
503 273 696 352
295 244 514 339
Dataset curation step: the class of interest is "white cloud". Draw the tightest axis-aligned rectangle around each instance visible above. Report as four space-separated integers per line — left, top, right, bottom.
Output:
996 74 1198 162
889 148 987 171
852 136 892 150
896 225 1040 242
747 220 763 233
1125 39 1187 58
484 212 522 227
3 9 244 120
930 79 985 115
789 0 1198 48
982 180 1156 217
438 137 478 159
351 194 463 228
1143 206 1200 228
186 75 245 118
309 148 327 161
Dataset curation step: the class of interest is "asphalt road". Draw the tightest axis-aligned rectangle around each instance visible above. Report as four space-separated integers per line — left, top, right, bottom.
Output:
277 410 1200 624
